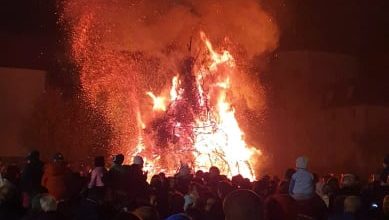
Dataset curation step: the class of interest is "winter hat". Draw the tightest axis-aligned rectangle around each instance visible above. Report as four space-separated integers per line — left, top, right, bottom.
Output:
296 156 308 169
133 156 144 166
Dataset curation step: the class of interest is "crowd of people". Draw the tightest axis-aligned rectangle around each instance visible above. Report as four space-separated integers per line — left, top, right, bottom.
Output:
0 151 388 220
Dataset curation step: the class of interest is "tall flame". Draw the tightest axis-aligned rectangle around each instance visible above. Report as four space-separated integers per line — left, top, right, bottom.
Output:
143 32 261 180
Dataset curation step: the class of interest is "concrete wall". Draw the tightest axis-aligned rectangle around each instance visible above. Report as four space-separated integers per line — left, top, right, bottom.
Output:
0 67 46 157
263 51 389 177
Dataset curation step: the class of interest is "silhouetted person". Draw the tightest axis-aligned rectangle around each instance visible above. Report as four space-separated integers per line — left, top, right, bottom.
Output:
88 156 107 201
0 181 25 220
123 156 148 206
329 196 365 220
223 189 263 220
20 150 44 207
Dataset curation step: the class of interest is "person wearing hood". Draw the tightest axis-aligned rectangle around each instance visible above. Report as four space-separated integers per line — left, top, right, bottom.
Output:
289 156 314 200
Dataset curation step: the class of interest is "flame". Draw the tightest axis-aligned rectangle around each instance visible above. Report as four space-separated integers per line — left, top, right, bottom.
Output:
146 92 167 111
170 75 180 101
141 32 260 180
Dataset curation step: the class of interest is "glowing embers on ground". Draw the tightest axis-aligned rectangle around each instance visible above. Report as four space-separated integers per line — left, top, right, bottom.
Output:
142 32 261 180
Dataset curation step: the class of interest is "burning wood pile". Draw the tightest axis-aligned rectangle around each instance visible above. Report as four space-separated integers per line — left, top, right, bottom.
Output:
60 0 279 180
138 33 260 179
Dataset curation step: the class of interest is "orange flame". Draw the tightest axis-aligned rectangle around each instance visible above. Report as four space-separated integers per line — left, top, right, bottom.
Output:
146 92 167 111
142 32 261 180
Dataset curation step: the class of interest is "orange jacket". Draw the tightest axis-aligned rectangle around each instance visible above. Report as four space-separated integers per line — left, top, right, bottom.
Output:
41 161 72 200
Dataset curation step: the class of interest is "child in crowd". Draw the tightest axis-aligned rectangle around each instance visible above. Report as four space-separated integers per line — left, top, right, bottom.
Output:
289 156 314 200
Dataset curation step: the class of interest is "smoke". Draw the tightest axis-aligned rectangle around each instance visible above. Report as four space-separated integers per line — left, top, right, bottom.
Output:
62 0 278 58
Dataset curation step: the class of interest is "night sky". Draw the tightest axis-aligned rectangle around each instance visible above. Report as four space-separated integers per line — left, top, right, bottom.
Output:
1 1 389 68
1 0 388 103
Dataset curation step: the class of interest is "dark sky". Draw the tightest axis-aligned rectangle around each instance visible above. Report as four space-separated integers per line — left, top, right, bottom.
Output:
0 0 388 99
1 0 389 65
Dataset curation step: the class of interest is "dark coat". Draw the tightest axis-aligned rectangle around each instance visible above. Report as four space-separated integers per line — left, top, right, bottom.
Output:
20 160 44 194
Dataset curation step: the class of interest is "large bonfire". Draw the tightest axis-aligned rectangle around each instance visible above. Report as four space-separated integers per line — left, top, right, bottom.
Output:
60 0 279 180
139 32 260 180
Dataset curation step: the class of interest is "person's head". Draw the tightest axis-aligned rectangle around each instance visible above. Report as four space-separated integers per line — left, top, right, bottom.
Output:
150 175 162 189
52 152 64 162
158 172 166 181
133 155 144 168
253 179 269 197
132 206 159 220
296 156 308 169
94 156 105 167
40 194 57 212
26 150 40 163
223 189 263 220
195 170 204 179
343 196 361 213
231 174 244 188
341 173 356 188
209 166 220 178
113 154 125 165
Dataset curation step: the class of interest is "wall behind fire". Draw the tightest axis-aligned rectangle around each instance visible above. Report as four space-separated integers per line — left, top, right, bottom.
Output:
263 51 389 178
0 67 46 157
